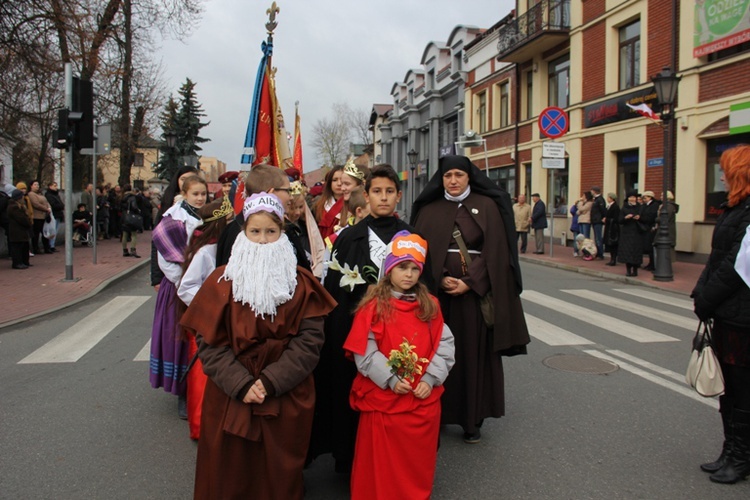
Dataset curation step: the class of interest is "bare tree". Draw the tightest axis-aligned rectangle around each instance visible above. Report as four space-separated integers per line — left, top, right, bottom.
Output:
312 112 350 167
346 105 371 148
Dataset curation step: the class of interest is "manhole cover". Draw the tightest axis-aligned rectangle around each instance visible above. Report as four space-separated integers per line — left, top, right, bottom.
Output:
543 354 619 374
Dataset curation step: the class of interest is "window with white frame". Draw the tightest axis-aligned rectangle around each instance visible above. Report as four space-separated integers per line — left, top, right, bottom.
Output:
619 20 640 90
500 82 510 128
477 92 487 133
548 54 570 108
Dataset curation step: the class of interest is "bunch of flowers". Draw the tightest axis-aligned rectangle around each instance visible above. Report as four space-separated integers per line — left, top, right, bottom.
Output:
386 337 429 383
328 251 379 291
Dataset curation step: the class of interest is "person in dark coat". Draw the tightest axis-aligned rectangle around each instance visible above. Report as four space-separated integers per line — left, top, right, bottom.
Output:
692 145 750 485
604 192 620 266
531 193 547 254
590 186 607 259
410 155 530 444
7 189 32 269
96 187 110 239
618 190 644 276
640 190 661 271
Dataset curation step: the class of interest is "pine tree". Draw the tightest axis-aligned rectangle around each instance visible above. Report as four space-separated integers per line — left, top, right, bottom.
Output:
155 79 210 180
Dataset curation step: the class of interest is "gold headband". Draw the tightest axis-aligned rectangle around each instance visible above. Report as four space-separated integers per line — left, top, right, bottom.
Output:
203 196 234 223
343 157 365 182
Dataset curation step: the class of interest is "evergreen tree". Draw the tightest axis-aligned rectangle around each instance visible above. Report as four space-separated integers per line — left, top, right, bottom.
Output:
155 79 210 180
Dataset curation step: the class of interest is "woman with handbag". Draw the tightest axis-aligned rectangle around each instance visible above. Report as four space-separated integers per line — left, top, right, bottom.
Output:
411 155 530 444
692 144 750 485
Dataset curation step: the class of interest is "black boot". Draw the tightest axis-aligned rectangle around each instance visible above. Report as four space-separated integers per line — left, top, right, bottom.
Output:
702 398 732 472
606 254 616 266
123 249 130 257
710 408 750 484
130 248 141 258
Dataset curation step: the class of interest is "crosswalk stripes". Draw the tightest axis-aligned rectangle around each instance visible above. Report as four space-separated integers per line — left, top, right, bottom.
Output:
523 314 593 346
584 349 718 410
134 339 151 362
522 290 679 343
18 296 150 364
613 288 693 311
562 289 696 331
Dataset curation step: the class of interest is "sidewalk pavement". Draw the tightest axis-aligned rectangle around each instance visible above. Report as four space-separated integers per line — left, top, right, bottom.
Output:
0 231 704 330
519 240 704 297
0 232 152 330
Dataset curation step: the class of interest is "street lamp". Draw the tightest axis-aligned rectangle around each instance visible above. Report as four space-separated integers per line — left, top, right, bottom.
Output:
651 67 681 282
164 130 177 149
407 148 418 212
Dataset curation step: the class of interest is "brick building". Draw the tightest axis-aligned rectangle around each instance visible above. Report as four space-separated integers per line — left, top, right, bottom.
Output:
461 0 750 258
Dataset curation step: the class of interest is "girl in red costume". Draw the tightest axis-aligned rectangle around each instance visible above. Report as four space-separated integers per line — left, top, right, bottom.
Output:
344 230 455 500
314 165 344 238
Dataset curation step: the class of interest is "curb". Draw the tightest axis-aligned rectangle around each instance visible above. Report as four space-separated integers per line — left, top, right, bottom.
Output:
0 258 151 331
518 255 691 296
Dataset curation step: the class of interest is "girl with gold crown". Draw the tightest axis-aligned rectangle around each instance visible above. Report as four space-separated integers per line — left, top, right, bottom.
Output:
181 192 336 499
176 197 234 440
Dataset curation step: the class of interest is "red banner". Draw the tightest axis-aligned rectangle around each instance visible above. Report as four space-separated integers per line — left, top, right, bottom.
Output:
293 110 303 174
253 67 277 167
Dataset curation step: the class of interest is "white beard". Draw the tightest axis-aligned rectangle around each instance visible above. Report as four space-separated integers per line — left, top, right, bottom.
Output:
221 232 298 320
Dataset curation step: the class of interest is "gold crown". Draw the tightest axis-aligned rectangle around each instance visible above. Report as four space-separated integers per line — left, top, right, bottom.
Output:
343 156 365 182
203 196 234 223
289 181 304 196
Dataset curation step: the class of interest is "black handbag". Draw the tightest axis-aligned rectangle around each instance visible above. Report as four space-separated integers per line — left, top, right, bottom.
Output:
453 226 494 327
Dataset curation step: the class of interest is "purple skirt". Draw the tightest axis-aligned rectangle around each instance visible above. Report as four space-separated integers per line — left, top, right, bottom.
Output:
149 278 188 395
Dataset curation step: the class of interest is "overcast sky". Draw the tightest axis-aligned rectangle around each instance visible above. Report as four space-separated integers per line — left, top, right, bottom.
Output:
158 0 515 172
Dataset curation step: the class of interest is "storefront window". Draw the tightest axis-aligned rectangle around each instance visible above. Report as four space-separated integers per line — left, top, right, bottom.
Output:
488 165 516 197
705 134 750 219
547 160 569 215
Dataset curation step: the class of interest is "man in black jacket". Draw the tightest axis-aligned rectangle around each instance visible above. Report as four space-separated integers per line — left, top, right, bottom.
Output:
45 181 64 252
531 193 547 254
590 186 607 259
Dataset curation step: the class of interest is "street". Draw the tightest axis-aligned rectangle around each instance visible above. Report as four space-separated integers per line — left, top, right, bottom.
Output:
1 262 748 499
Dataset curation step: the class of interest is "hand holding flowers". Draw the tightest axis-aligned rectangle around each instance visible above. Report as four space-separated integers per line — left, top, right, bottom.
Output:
387 337 430 396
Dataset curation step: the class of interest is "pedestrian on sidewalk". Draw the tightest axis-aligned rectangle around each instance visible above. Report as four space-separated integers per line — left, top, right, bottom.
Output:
45 181 64 251
575 191 593 240
513 194 531 254
27 180 52 255
150 175 207 419
531 193 547 254
590 186 607 259
575 233 597 261
569 202 580 256
604 193 620 266
120 185 142 258
640 191 660 271
692 144 750 485
619 190 644 277
7 189 31 269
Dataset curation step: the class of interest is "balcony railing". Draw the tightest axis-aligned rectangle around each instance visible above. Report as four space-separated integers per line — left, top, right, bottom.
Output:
497 0 570 59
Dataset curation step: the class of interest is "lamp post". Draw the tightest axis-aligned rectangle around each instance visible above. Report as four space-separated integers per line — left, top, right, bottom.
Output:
407 148 418 215
651 67 681 282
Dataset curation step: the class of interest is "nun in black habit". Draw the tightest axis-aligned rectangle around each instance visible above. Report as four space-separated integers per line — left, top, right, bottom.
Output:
410 155 530 443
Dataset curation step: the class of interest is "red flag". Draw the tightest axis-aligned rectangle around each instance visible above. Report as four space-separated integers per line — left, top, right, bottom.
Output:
626 102 660 121
253 67 277 167
293 103 303 174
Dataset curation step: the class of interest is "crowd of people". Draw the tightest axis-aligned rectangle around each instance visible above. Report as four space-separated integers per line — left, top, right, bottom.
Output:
142 156 530 499
512 185 680 277
0 178 164 269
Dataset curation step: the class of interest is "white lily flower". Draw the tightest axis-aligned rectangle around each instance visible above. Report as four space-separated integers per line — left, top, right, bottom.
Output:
339 263 366 291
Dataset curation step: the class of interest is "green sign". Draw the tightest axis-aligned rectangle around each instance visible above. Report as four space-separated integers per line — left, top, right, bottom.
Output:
694 0 750 57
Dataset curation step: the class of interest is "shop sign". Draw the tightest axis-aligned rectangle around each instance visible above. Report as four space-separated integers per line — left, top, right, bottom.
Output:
583 88 659 129
730 101 750 134
694 1 750 58
647 158 664 168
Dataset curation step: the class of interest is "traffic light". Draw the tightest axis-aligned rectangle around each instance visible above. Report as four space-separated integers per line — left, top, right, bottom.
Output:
72 77 94 149
53 109 71 149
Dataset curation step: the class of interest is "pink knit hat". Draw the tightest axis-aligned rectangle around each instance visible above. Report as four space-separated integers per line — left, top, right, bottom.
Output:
383 230 428 276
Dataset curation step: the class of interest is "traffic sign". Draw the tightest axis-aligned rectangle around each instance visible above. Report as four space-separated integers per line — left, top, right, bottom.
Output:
542 158 566 169
538 106 569 139
542 141 565 158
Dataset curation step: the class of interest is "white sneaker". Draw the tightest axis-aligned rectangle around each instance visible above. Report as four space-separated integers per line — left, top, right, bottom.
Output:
29 252 35 257
573 252 578 257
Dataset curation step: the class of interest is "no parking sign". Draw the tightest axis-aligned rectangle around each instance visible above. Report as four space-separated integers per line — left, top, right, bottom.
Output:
538 107 569 139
